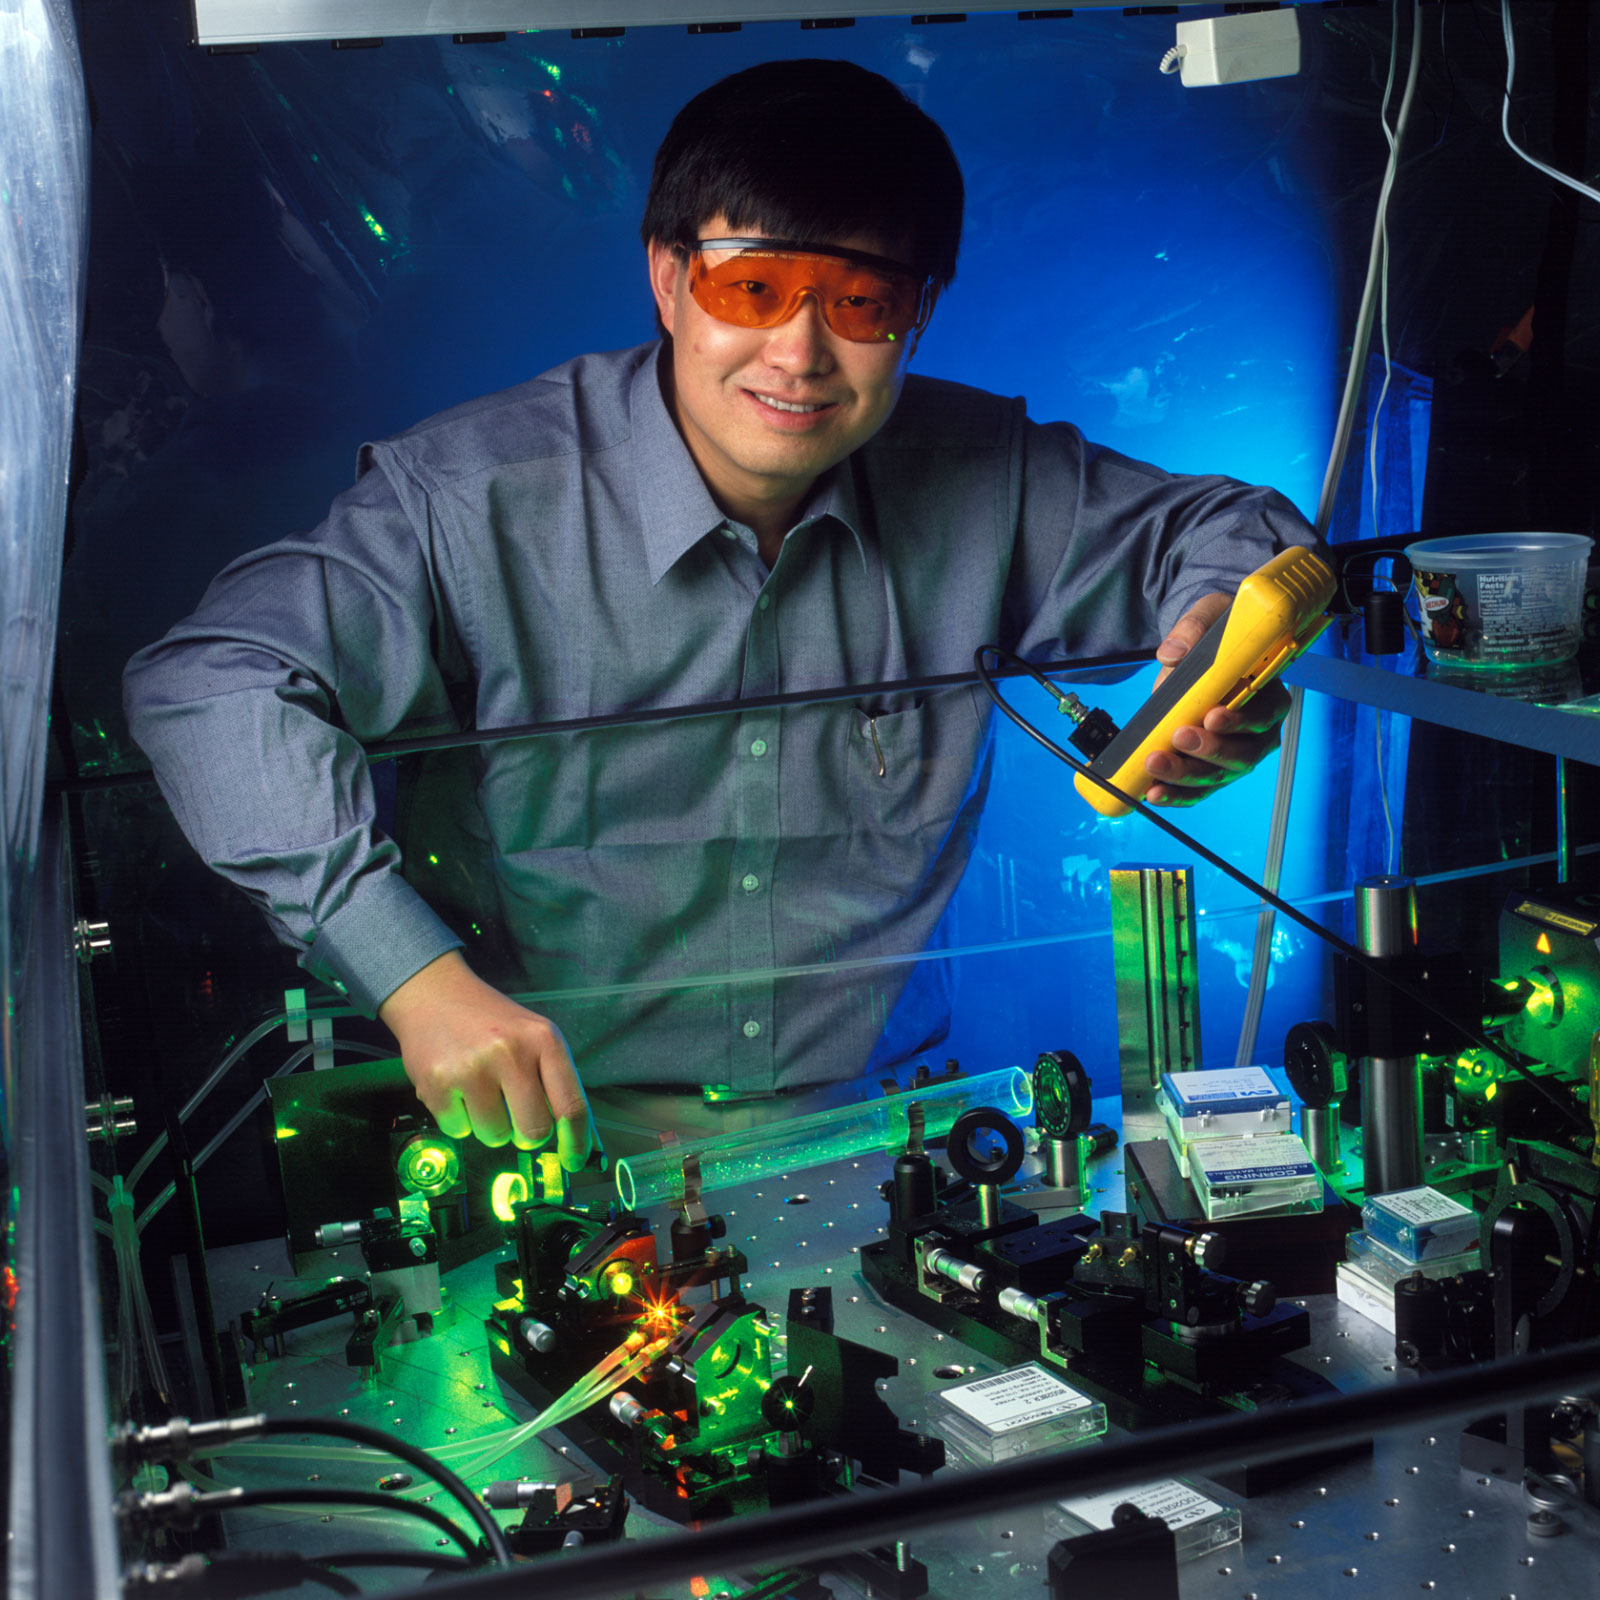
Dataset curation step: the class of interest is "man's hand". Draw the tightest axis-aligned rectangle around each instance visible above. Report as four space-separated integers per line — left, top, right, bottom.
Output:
1142 591 1291 808
378 951 598 1171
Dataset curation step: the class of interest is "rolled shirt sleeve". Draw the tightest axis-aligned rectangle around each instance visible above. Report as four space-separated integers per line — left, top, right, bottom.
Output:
124 448 466 1014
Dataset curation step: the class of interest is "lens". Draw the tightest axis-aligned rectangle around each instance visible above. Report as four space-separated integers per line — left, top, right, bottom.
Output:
396 1134 461 1196
689 246 923 342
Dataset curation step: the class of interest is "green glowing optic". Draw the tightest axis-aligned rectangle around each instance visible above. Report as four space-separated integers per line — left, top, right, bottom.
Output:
539 58 562 81
491 1170 530 1222
428 853 440 866
361 208 389 243
397 1134 461 1196
1453 1051 1503 1099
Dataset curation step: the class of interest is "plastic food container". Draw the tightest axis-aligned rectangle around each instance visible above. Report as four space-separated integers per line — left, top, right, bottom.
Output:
1405 532 1593 668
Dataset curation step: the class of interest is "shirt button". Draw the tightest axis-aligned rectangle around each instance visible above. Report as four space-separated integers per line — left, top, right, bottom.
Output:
721 526 737 539
758 593 773 611
749 738 768 758
742 1020 762 1039
741 873 760 893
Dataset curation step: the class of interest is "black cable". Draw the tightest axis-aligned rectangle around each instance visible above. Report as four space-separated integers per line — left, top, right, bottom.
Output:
972 644 1592 1137
200 1487 483 1562
252 1416 511 1565
404 1334 1600 1600
52 650 1155 795
318 1549 473 1573
285 1569 360 1598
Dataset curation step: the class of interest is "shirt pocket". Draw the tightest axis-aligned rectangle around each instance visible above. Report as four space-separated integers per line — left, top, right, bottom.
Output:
847 688 990 888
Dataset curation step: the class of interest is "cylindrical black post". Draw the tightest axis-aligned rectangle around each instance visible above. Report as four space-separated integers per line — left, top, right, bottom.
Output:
1356 876 1423 1195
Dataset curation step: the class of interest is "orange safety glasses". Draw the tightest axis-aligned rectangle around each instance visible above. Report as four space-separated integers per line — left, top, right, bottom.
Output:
687 237 934 344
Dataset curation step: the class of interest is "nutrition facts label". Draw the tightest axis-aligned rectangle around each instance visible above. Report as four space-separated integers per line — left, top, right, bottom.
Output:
1475 567 1578 654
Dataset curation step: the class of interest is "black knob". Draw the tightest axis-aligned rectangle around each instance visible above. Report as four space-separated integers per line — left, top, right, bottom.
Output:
1283 1020 1346 1110
1238 1280 1276 1318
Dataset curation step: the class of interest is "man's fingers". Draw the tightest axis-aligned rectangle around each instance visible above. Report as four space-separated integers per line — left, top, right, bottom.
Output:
1203 681 1291 738
1155 592 1232 670
429 1091 474 1143
459 1072 515 1147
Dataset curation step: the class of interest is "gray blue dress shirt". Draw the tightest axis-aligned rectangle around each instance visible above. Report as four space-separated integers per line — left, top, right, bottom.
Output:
124 340 1314 1094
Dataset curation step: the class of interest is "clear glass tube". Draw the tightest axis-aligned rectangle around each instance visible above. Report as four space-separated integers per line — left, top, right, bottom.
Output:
615 1065 1032 1211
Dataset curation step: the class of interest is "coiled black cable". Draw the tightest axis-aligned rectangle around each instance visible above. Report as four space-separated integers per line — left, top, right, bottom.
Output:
249 1415 512 1565
192 1487 481 1561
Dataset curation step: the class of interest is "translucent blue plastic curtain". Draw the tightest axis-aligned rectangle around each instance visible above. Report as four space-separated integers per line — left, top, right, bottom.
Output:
0 0 89 1138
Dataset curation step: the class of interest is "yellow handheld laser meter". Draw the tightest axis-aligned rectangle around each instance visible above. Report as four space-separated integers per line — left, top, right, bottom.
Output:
1073 546 1337 818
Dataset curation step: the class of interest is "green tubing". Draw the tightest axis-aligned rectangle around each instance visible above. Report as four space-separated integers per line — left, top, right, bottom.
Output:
615 1065 1032 1212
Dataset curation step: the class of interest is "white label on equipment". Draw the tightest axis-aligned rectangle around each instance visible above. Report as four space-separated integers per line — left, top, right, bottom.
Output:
1195 1134 1315 1181
1059 1479 1224 1532
1165 1067 1279 1107
1372 1186 1471 1226
941 1364 1092 1434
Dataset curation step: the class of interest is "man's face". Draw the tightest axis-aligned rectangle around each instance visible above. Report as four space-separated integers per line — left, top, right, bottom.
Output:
648 219 924 521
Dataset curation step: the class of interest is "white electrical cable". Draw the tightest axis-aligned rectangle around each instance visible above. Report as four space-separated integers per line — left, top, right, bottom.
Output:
1367 1 1411 882
1159 44 1187 76
1501 0 1600 208
1234 0 1423 1065
124 1012 286 1190
134 1038 392 1231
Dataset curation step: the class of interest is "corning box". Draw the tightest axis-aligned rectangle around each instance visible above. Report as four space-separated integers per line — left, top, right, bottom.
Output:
1161 1068 1291 1176
930 1363 1107 1468
1189 1133 1322 1221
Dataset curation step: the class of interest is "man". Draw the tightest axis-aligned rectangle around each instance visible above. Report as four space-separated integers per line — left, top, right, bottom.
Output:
124 60 1314 1173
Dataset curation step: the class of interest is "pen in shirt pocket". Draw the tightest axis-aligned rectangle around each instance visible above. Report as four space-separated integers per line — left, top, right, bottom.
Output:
858 709 887 779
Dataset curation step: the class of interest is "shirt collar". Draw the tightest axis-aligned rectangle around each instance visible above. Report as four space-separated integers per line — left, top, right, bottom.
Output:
631 342 867 585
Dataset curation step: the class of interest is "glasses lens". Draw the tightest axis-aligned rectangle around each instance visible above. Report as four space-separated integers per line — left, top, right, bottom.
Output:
689 247 922 342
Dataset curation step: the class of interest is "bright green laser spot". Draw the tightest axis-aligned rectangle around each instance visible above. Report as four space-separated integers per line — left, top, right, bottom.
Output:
361 208 388 242
397 1135 460 1195
491 1170 530 1222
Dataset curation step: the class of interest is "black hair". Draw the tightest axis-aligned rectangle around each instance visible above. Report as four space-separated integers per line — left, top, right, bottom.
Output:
641 59 964 289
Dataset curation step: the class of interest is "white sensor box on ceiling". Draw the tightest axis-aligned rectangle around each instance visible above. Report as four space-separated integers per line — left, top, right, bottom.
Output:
1175 10 1302 88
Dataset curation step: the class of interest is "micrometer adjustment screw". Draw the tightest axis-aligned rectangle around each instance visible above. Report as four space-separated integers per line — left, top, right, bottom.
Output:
925 1247 989 1294
1186 1232 1225 1271
609 1392 647 1427
997 1286 1043 1324
519 1318 558 1354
